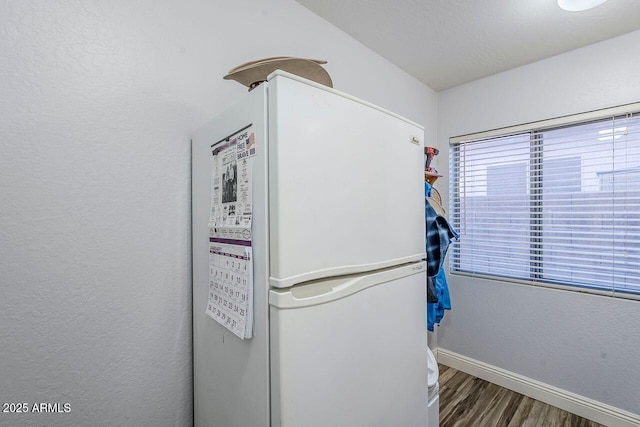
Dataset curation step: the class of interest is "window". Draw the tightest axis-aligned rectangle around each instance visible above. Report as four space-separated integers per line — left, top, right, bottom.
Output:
449 104 640 298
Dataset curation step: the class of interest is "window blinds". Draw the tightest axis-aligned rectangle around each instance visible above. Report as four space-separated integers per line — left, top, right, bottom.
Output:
449 105 640 298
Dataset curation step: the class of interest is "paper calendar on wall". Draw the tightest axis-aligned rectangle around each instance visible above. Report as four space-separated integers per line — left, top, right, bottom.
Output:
206 242 253 339
206 124 256 339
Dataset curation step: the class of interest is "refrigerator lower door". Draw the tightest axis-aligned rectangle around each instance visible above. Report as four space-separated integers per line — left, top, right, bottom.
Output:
269 262 429 427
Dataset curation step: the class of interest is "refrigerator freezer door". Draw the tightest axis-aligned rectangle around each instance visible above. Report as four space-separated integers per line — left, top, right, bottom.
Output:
268 72 426 288
269 262 429 427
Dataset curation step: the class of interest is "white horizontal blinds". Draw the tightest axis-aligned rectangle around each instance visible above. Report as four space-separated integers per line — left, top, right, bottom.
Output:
450 108 640 297
612 114 640 295
449 132 534 281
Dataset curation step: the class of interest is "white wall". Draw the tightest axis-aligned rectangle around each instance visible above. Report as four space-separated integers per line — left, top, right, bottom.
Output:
0 1 436 426
437 30 640 415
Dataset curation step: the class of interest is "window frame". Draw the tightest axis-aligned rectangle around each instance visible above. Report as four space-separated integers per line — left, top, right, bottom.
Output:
448 102 640 301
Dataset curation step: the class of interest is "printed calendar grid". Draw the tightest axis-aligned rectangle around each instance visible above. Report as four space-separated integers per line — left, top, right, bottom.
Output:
206 243 253 339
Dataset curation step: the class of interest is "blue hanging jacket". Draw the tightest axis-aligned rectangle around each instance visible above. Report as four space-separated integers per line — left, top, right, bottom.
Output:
424 182 458 331
427 269 452 331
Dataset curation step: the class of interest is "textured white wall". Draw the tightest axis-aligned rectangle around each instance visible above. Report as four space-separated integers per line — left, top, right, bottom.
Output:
437 30 640 415
0 1 436 426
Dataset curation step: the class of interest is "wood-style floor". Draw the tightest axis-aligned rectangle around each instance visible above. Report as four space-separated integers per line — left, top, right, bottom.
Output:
438 364 606 427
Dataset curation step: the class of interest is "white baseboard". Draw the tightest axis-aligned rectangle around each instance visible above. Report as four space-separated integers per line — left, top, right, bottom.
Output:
437 348 640 427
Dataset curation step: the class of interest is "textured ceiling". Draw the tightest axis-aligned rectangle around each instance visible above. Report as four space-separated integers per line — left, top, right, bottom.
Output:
295 0 640 91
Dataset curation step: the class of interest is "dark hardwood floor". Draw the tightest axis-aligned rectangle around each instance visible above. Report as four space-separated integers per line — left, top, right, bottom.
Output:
438 364 606 427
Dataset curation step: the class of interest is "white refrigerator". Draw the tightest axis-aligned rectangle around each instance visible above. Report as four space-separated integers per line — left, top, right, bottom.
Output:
192 71 428 427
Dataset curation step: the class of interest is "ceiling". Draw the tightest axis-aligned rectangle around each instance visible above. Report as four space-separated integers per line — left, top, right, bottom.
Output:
294 0 640 91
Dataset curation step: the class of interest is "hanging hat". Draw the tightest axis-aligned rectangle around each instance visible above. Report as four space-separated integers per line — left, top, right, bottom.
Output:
427 186 446 216
223 57 333 90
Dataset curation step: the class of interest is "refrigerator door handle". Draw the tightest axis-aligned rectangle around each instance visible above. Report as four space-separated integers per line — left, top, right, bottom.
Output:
269 262 426 309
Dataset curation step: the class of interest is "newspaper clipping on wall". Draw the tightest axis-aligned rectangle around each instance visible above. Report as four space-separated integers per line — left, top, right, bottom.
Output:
209 124 256 241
